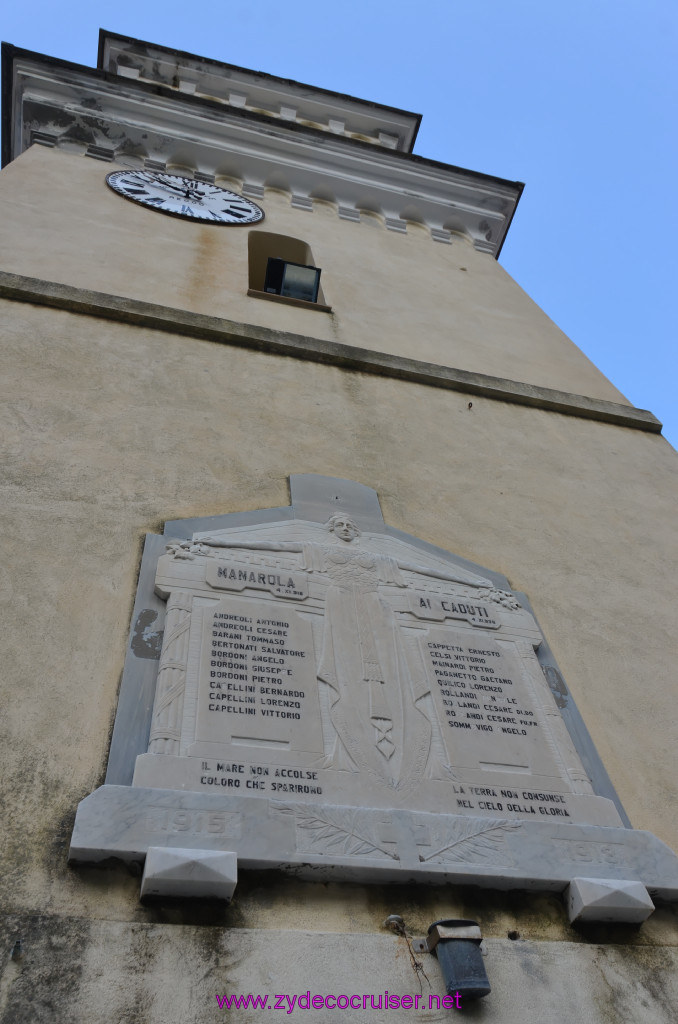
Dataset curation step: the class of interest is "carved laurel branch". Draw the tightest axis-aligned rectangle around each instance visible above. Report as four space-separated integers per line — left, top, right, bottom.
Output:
419 818 521 864
478 587 522 611
272 802 399 861
165 540 215 560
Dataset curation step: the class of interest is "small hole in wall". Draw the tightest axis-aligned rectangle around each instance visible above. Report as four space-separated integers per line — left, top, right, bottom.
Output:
507 930 520 941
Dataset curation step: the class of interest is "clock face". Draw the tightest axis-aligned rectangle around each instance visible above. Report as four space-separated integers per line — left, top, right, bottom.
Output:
106 170 264 224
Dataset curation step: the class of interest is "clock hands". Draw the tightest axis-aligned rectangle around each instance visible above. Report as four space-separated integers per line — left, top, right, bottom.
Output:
124 173 208 202
148 179 205 202
153 181 248 209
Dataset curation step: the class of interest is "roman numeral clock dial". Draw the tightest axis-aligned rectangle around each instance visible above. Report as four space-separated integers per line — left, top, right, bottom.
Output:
106 170 264 224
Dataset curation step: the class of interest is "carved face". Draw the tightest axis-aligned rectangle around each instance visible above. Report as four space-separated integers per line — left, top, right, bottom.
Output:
329 516 360 542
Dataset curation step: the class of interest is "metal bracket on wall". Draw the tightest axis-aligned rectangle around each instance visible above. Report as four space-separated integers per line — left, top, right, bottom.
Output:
411 922 482 954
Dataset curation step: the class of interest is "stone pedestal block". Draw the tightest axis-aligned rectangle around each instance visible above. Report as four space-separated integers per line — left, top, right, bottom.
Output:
566 877 654 924
140 846 237 901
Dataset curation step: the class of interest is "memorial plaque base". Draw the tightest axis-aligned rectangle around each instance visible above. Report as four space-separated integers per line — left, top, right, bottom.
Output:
70 785 678 899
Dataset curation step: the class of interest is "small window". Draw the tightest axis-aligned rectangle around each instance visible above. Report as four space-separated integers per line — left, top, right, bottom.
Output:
248 231 330 311
264 257 321 303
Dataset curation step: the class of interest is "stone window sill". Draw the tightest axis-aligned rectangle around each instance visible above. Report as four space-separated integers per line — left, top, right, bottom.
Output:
247 288 332 313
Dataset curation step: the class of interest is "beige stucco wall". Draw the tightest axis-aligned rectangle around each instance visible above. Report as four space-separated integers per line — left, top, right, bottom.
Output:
0 145 628 403
2 296 677 872
2 920 678 1024
2 144 678 1022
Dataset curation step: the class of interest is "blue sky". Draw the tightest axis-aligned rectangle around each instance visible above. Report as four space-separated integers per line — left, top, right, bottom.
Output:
2 1 676 448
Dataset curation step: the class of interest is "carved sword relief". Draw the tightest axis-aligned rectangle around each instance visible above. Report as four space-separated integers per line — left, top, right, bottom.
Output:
148 590 192 754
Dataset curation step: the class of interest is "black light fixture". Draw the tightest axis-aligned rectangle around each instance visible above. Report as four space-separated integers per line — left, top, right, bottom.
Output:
264 257 321 302
412 919 491 1001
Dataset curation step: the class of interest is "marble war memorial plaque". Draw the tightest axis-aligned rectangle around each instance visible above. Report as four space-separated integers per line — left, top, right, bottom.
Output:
70 476 678 899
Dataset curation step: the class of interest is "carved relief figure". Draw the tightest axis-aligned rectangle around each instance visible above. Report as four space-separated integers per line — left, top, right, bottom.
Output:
198 516 492 789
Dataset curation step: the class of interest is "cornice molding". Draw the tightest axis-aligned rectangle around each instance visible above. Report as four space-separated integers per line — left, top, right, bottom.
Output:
97 29 423 154
0 270 661 435
2 43 523 257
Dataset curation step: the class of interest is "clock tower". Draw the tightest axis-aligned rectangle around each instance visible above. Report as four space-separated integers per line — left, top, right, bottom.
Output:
1 30 678 1024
